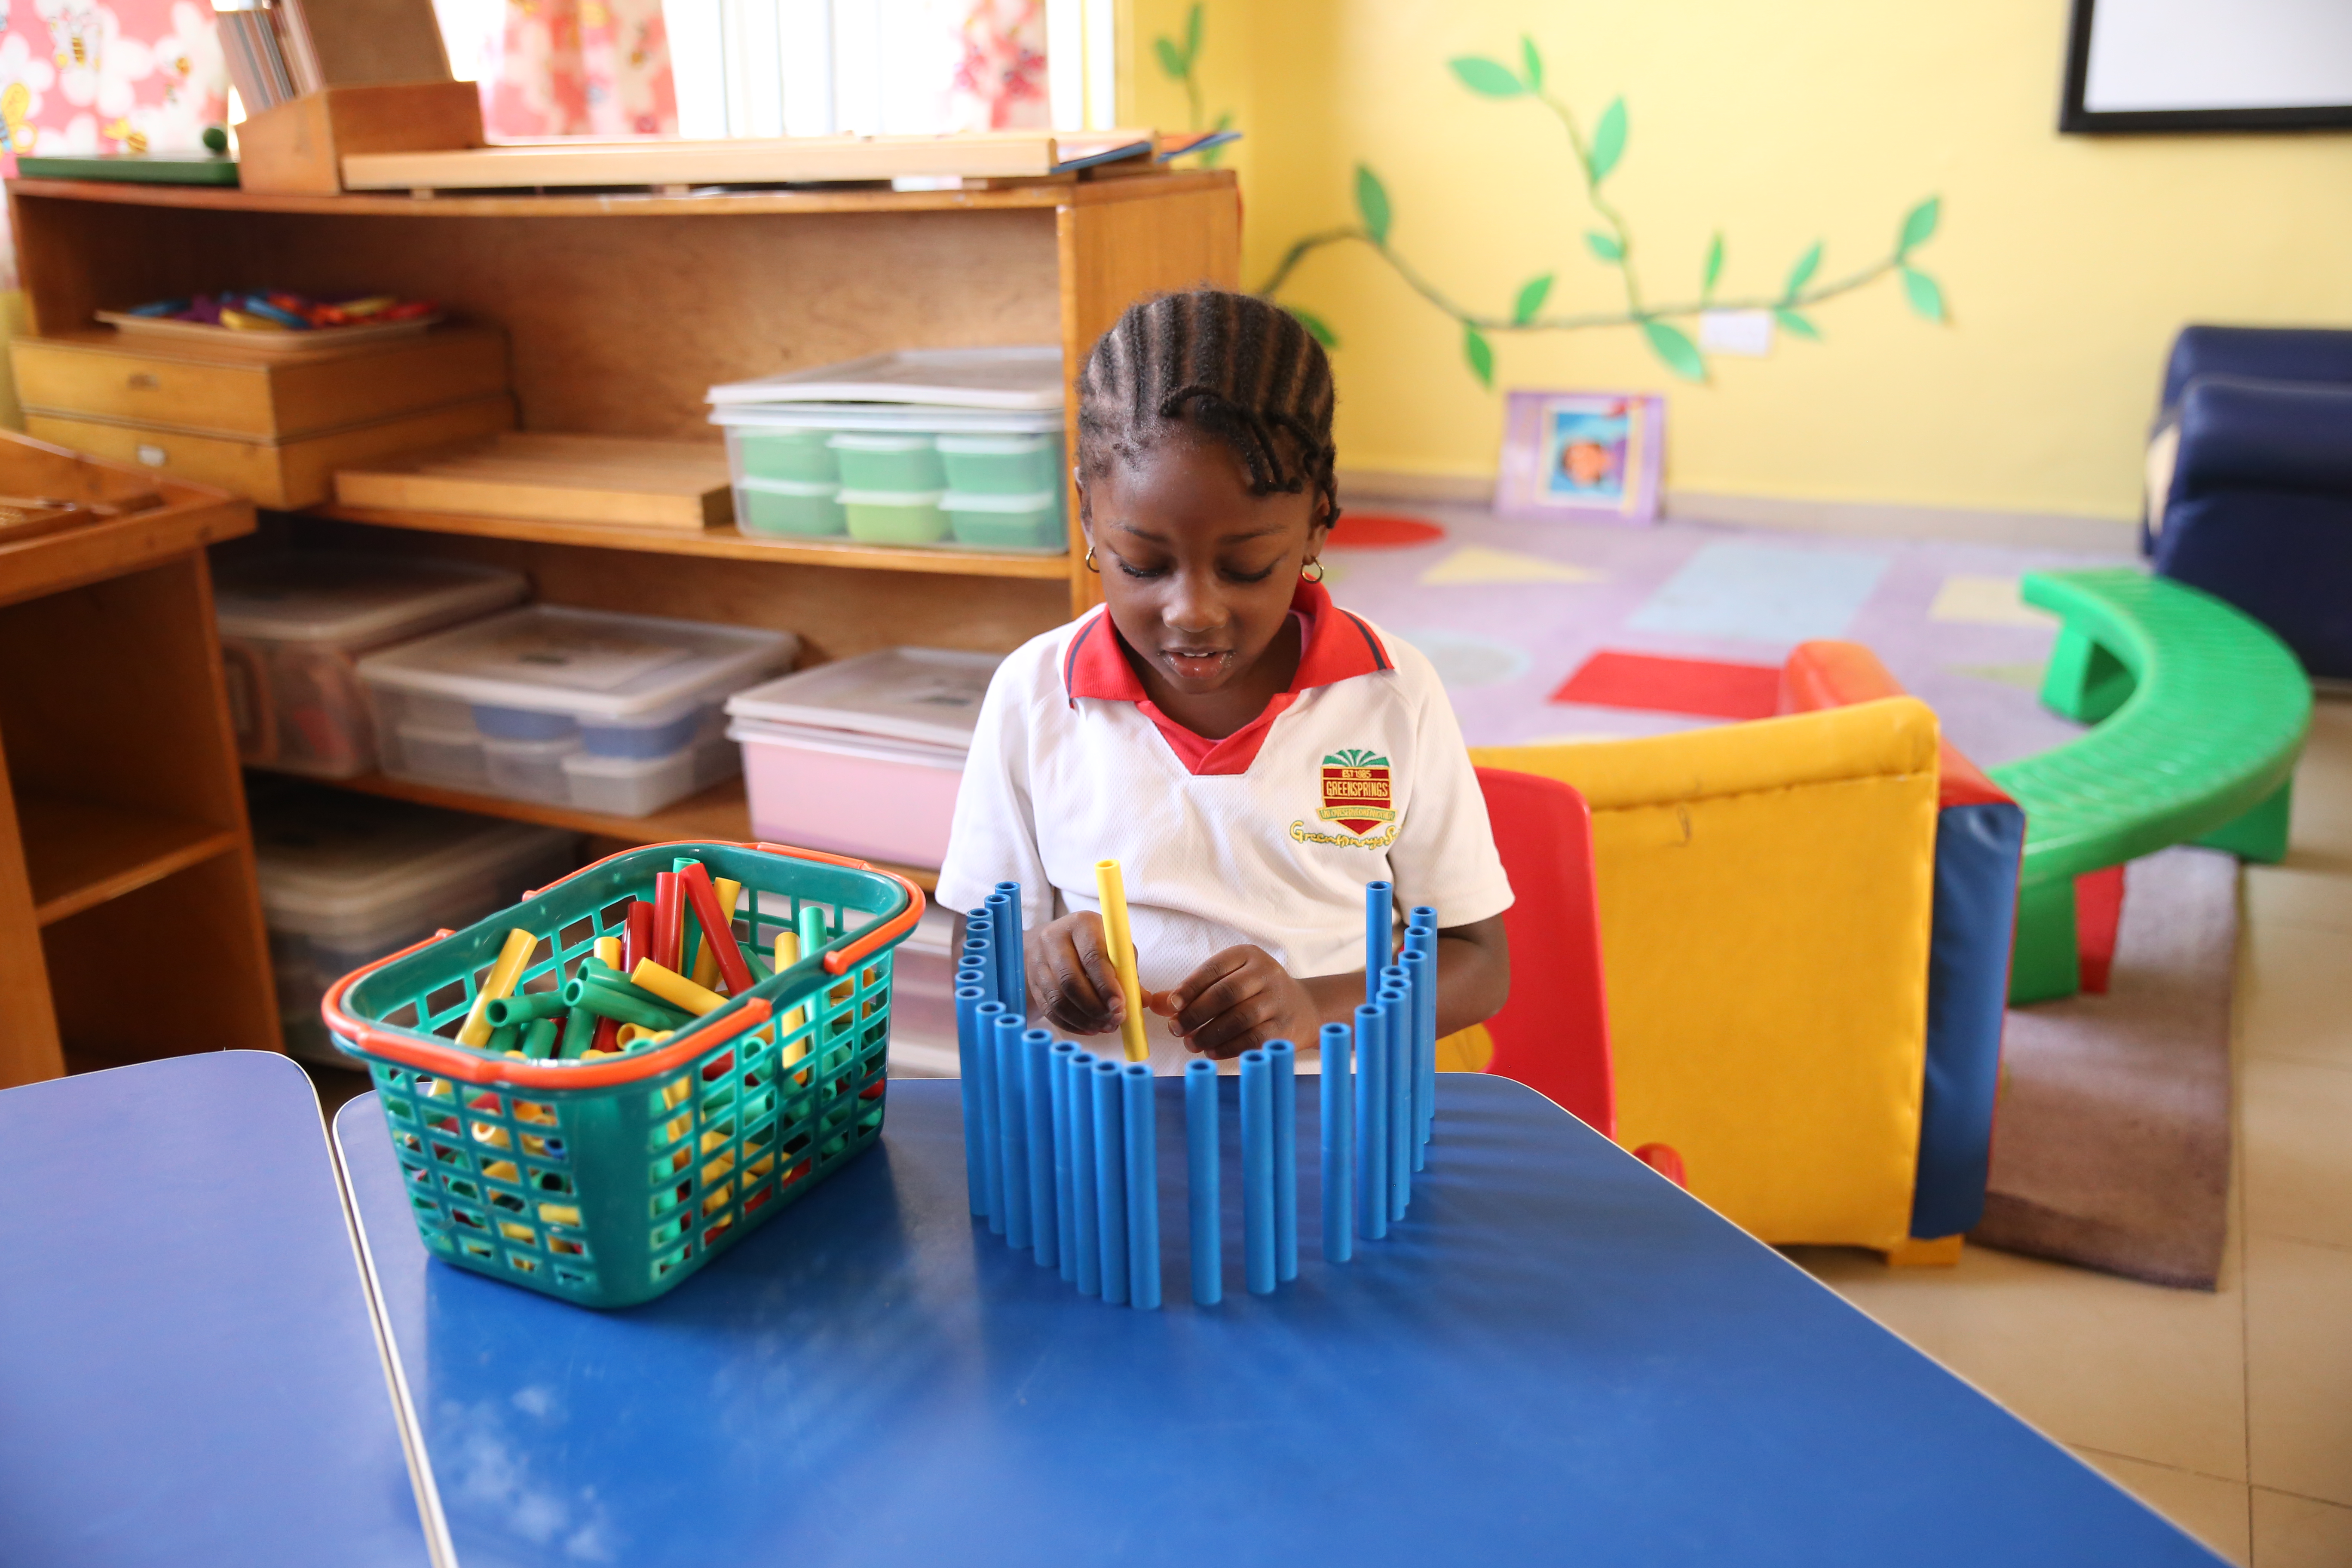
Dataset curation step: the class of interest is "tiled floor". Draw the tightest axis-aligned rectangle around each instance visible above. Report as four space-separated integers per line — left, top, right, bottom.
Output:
1790 697 2352 1565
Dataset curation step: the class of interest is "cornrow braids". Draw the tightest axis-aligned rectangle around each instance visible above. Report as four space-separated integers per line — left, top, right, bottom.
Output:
1077 288 1340 530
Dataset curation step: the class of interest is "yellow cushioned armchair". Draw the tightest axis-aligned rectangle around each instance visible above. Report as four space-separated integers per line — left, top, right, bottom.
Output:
1475 697 1942 1255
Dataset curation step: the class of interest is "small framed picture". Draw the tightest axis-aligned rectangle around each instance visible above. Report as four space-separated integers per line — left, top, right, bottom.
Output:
1494 390 1666 524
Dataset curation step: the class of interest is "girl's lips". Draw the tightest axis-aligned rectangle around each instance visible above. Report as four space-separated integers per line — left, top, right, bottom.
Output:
1164 649 1231 681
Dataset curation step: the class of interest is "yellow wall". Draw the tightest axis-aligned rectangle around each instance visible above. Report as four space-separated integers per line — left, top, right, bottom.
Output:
1123 0 2352 522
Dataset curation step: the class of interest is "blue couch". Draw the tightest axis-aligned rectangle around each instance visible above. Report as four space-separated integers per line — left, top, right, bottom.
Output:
2146 325 2352 680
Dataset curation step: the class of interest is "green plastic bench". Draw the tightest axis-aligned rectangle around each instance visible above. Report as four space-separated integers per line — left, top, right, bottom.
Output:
1986 569 2309 1004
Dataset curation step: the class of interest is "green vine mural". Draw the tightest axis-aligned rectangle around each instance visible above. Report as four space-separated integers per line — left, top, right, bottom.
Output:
1258 35 1950 386
1153 3 1231 167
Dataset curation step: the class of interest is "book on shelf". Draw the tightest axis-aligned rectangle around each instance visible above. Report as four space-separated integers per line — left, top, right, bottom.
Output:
217 6 296 112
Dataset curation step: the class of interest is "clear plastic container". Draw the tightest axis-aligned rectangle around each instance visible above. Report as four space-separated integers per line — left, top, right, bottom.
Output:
935 433 1061 494
724 648 999 865
827 433 945 492
944 489 1063 551
562 734 739 815
736 476 846 537
213 554 527 779
840 489 950 545
248 782 579 1064
731 426 837 483
358 605 797 809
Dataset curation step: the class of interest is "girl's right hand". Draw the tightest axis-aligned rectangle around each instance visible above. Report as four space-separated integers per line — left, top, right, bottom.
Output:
1028 912 1145 1038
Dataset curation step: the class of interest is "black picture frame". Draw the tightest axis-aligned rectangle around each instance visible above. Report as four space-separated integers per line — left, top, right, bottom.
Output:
2060 0 2352 134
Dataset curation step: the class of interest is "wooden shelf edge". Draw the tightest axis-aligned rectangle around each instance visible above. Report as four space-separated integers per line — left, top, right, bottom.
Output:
320 769 939 891
21 799 245 925
312 503 1072 579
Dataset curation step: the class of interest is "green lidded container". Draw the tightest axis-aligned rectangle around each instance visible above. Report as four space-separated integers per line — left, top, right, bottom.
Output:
935 433 1062 495
827 433 946 493
737 477 846 537
323 839 924 1310
729 426 838 484
944 489 1064 551
840 488 950 545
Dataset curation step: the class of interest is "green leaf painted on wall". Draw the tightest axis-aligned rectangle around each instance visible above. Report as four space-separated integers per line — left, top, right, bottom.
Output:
1185 2 1204 62
1702 232 1724 299
1642 319 1706 381
1512 274 1553 325
1199 110 1232 168
1463 323 1495 387
1519 36 1544 91
1899 196 1940 256
1356 165 1392 245
1588 98 1628 182
1155 37 1185 80
1449 56 1525 97
1586 230 1623 263
1775 308 1821 341
1782 241 1821 300
1288 306 1340 349
1901 266 1946 322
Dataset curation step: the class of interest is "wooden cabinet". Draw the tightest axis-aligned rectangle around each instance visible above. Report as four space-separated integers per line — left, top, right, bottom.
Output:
4 169 1242 882
0 433 273 1087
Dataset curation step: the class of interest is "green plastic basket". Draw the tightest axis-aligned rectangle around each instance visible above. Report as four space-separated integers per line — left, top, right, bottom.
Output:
323 839 924 1309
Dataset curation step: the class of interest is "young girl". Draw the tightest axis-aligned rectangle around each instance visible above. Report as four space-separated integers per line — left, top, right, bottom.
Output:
937 288 1511 1068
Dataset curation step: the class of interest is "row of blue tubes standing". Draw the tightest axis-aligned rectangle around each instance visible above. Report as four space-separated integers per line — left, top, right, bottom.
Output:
955 879 1438 1308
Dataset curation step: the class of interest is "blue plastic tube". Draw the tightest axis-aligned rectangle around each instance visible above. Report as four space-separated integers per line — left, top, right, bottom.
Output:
993 882 1026 1014
1320 1021 1353 1263
1184 1059 1220 1306
1121 1063 1160 1310
968 906 999 1017
1267 1038 1298 1282
1355 1002 1387 1240
1070 1051 1101 1296
1403 937 1437 1155
1364 880 1393 1003
1241 1049 1275 1295
1022 1028 1057 1269
993 1013 1031 1250
955 983 989 1216
1050 1042 1078 1283
1383 981 1412 1222
974 1000 1007 1233
1092 1059 1129 1305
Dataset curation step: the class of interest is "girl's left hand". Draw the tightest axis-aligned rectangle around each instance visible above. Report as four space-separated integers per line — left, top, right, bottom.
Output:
1157 945 1320 1059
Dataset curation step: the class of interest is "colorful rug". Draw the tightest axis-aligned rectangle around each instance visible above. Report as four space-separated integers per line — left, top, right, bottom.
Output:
1330 503 2236 1289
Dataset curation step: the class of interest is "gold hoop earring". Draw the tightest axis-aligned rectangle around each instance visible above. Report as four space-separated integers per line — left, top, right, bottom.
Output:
1084 545 1099 573
1302 558 1326 584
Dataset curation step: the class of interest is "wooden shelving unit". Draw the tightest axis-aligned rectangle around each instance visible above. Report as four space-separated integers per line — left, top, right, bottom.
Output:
0 433 273 1087
3 168 1235 1003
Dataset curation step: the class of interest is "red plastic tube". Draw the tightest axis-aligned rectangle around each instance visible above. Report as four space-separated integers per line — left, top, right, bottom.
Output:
677 861 755 996
652 873 682 972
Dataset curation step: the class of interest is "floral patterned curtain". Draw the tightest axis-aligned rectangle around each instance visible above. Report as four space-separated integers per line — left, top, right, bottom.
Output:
476 0 675 138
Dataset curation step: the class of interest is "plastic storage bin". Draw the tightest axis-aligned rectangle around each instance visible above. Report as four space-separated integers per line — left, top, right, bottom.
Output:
935 433 1060 494
562 735 738 815
736 477 845 537
827 433 944 492
361 606 797 816
840 489 949 545
323 838 925 1308
214 554 527 778
250 783 577 1065
726 647 999 866
944 490 1063 551
731 427 836 483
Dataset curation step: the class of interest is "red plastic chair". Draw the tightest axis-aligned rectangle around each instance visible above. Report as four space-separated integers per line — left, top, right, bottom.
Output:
1474 766 1686 1186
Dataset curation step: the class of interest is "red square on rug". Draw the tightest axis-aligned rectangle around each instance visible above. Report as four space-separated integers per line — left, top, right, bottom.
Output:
1550 650 1782 720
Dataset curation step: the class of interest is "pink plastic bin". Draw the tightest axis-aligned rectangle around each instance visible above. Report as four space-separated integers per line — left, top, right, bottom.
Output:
733 730 965 867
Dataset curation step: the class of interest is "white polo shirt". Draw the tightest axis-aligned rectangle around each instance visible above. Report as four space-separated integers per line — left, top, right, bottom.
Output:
937 581 1512 1065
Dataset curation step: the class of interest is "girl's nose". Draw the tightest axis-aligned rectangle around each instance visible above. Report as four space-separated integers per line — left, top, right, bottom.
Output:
1163 570 1226 636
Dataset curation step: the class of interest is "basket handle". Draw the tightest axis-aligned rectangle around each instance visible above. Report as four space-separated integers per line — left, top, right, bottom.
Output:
751 842 929 974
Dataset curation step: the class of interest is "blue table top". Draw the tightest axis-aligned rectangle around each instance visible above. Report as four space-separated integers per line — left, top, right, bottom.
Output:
337 1074 2217 1568
0 1051 432 1567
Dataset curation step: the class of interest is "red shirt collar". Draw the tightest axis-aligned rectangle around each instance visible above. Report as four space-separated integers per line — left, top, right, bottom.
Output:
1061 579 1390 704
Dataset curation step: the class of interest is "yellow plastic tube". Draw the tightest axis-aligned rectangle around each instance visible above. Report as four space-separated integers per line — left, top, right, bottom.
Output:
691 877 743 990
614 1023 674 1050
594 935 622 970
1094 859 1150 1063
457 927 539 1047
630 959 728 1017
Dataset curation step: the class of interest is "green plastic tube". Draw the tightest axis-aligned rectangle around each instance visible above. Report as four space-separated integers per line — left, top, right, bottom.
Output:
521 1017 561 1059
562 974 692 1032
557 1004 597 1058
484 990 569 1028
486 1023 520 1055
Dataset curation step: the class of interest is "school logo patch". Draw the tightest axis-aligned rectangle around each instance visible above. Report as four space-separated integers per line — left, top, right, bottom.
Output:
1317 748 1396 835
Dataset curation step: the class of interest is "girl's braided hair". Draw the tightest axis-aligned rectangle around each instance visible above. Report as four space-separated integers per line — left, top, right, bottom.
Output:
1076 288 1339 529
